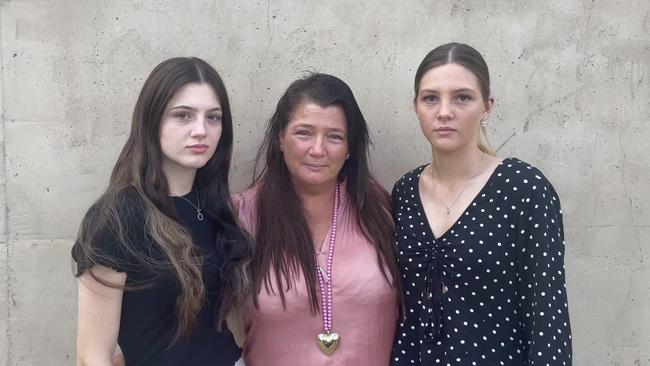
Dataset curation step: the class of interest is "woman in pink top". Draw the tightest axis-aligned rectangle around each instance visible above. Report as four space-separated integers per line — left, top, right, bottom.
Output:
233 73 401 365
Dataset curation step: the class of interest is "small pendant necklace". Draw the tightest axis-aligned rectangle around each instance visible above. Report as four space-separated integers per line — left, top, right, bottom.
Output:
174 190 204 221
441 185 468 215
315 182 340 356
433 153 485 215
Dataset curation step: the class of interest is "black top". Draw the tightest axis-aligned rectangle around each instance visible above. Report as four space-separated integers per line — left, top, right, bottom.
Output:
74 188 241 366
390 158 572 366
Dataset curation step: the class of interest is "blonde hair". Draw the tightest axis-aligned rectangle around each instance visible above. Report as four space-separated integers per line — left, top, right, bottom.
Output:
479 127 496 156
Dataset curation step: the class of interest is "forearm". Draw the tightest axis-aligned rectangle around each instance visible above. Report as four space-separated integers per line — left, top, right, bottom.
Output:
76 354 115 366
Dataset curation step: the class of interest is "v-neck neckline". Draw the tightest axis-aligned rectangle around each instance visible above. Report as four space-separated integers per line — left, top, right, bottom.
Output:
316 225 333 256
415 157 511 241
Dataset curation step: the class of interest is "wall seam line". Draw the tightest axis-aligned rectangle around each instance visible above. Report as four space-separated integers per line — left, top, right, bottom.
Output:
0 3 10 365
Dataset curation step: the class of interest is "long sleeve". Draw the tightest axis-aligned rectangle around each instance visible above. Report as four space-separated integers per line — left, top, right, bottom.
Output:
391 159 571 365
516 172 572 365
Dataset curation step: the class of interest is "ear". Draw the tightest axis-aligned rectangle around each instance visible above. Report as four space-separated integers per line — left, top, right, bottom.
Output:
278 131 285 152
483 96 495 115
413 99 422 121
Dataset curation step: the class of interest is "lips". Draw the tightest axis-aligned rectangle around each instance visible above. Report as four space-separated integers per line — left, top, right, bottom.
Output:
434 127 456 132
433 127 456 137
304 163 328 170
187 144 209 153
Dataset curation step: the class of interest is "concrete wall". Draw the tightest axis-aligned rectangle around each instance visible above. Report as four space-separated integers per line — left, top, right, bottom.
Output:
0 0 648 364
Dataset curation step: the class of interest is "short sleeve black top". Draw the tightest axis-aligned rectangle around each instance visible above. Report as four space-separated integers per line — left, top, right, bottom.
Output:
390 158 572 366
73 188 241 366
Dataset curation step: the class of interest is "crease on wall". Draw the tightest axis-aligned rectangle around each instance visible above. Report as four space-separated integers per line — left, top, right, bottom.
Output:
0 3 9 365
0 14 4 366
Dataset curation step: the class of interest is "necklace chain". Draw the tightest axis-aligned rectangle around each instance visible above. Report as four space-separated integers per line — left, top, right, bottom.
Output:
173 190 204 221
432 153 485 215
316 183 340 333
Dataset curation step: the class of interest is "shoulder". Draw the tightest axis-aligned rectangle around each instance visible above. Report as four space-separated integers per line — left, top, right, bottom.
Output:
367 177 391 205
90 186 149 251
114 186 146 220
496 157 561 205
231 186 260 233
232 186 259 213
391 164 427 196
73 186 149 274
81 186 144 229
496 158 554 187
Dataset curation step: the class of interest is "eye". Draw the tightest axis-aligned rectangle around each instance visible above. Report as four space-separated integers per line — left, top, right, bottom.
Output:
329 134 345 142
174 111 192 120
207 114 222 123
294 129 311 137
455 94 473 103
421 95 438 103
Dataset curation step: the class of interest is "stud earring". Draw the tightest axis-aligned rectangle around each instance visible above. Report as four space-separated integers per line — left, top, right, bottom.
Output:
480 114 488 127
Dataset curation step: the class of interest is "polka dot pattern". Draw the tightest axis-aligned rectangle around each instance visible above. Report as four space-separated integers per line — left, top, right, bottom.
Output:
390 158 572 365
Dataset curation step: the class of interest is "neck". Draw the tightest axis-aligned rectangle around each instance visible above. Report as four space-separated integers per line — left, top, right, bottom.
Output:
294 181 338 219
164 164 197 196
293 180 337 201
430 147 485 185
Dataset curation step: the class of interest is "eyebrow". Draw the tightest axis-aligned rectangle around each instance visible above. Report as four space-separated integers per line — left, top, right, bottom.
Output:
420 87 477 94
169 105 222 112
292 123 347 133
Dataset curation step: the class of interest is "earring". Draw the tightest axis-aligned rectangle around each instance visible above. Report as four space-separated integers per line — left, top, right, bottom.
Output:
480 114 488 127
345 153 350 160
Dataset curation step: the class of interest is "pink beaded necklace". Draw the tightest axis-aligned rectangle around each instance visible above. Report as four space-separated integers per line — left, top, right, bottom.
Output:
315 182 340 356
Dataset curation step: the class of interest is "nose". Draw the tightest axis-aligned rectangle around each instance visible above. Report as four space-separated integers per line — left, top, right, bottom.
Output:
190 119 207 138
308 135 326 157
437 99 454 121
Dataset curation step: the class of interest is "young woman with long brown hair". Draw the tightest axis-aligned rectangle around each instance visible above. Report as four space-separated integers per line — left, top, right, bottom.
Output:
72 57 251 366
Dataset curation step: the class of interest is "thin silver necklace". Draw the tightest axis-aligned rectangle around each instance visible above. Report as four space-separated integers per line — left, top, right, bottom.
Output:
173 190 204 221
432 153 485 215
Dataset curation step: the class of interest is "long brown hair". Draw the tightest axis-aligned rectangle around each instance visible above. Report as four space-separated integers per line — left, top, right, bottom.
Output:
71 57 251 343
250 73 401 313
414 42 496 155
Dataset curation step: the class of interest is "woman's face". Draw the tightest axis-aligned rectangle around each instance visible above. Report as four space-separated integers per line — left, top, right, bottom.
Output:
279 102 349 193
159 82 222 178
415 63 492 153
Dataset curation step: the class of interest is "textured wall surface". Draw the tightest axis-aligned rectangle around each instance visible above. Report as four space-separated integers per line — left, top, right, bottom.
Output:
0 0 648 365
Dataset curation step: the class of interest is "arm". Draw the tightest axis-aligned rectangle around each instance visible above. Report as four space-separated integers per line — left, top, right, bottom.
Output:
112 350 125 366
517 177 572 365
76 265 126 366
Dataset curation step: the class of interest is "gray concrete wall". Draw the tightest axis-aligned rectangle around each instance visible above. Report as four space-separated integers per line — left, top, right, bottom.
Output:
0 0 648 365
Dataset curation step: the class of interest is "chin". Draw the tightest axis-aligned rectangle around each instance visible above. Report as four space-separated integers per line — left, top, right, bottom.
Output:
309 179 332 187
428 139 460 151
294 176 337 189
182 159 211 170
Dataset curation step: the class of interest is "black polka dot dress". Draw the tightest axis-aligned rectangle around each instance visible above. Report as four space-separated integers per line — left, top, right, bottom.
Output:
391 158 572 366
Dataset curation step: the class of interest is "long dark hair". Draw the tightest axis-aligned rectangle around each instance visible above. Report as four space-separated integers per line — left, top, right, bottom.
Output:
72 57 251 343
415 42 495 154
250 73 401 312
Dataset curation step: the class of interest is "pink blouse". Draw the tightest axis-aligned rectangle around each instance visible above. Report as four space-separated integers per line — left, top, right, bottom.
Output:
233 184 398 366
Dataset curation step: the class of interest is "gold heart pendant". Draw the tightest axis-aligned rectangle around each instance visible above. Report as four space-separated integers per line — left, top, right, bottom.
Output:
317 332 340 356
